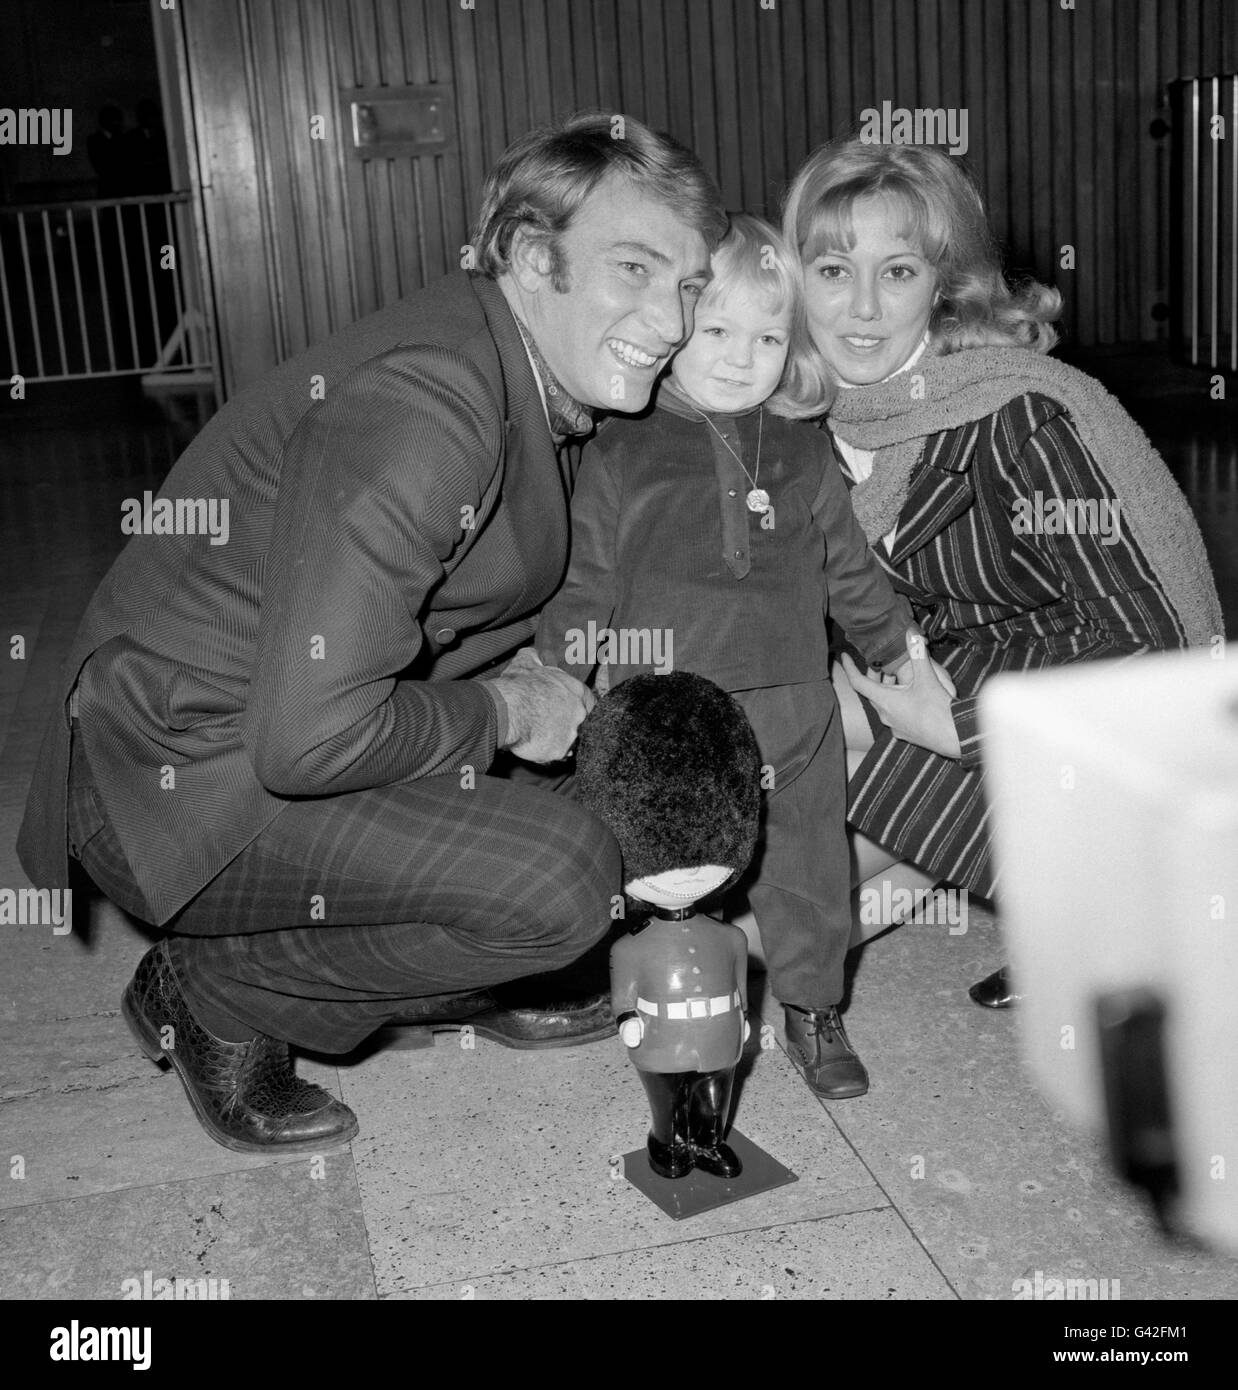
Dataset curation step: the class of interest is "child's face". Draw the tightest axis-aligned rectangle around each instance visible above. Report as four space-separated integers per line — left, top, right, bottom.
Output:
669 286 791 413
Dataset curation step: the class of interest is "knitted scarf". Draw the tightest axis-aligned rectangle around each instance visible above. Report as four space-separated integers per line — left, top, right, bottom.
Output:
827 347 1223 647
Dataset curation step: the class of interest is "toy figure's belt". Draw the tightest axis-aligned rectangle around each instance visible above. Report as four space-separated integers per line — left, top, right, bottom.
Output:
635 992 742 1020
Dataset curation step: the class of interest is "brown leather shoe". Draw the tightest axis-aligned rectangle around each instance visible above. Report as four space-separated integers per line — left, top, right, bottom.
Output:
122 942 359 1154
783 1003 870 1099
386 990 615 1049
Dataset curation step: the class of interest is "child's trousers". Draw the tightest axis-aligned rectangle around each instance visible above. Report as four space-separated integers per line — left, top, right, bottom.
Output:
731 680 849 1011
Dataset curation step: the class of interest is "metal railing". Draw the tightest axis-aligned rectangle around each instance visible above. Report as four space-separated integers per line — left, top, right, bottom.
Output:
1171 76 1238 374
0 191 216 387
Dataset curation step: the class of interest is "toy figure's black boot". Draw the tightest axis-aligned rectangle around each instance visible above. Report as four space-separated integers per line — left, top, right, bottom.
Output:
688 1067 741 1178
639 1070 695 1179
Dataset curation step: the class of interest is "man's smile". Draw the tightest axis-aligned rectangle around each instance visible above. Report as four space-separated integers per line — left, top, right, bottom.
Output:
607 338 662 368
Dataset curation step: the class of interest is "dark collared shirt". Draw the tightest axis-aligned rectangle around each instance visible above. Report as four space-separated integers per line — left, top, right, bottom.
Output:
510 313 595 445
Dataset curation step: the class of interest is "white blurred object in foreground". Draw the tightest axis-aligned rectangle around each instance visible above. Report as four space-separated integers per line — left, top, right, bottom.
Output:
981 644 1238 1253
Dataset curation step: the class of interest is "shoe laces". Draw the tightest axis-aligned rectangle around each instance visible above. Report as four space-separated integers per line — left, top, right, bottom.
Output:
792 1005 843 1040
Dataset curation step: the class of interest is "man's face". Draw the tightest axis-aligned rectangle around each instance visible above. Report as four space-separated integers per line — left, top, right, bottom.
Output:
513 176 712 412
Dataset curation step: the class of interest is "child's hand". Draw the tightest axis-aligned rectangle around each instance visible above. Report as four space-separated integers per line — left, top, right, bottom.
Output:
840 628 962 759
878 630 956 695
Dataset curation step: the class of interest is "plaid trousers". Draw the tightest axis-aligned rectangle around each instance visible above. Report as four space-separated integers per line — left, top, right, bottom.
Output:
67 728 619 1052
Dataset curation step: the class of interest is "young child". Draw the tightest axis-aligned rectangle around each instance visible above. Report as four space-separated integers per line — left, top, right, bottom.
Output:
537 214 922 1100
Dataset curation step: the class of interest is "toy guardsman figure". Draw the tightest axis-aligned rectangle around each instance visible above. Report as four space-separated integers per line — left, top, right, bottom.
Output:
573 672 761 1180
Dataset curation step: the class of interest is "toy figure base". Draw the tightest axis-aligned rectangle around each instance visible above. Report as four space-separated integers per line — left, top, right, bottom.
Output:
621 1129 797 1219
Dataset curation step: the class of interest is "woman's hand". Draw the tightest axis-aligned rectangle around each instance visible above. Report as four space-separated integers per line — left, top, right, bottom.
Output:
839 628 963 759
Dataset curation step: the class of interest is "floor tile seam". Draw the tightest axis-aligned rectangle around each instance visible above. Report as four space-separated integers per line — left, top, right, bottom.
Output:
339 1064 383 1302
0 1147 364 1216
780 1037 966 1299
370 1194 900 1297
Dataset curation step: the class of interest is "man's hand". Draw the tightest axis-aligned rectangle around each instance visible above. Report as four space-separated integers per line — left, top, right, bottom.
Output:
839 628 963 760
491 648 596 763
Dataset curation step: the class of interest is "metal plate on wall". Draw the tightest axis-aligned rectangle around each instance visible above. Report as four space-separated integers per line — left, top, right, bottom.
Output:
344 85 455 159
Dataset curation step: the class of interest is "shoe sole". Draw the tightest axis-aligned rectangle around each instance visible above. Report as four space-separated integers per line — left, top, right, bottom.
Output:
792 1056 870 1100
969 991 1019 1008
812 1082 870 1100
122 986 359 1156
788 1052 870 1100
393 1019 616 1050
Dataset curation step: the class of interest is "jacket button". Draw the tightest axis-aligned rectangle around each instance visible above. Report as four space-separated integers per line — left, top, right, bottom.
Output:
434 626 456 644
733 549 743 558
728 489 737 497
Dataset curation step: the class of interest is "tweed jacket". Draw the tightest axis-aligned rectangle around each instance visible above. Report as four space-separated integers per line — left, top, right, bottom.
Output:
17 272 575 924
837 392 1195 899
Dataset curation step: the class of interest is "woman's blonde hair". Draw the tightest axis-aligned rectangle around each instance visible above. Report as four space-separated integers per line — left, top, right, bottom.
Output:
781 136 1061 382
695 212 832 419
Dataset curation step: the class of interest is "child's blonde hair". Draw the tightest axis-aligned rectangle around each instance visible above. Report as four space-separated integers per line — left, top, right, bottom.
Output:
697 212 831 420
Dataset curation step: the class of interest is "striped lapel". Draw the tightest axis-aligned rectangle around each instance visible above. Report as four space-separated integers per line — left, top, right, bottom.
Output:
887 421 981 567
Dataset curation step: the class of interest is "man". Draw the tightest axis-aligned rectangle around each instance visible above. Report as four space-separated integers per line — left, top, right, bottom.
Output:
17 113 726 1155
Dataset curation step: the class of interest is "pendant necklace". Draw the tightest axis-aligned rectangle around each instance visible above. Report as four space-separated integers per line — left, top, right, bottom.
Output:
697 406 770 513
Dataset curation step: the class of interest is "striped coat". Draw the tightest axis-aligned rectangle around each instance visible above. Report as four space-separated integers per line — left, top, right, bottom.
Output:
837 392 1195 900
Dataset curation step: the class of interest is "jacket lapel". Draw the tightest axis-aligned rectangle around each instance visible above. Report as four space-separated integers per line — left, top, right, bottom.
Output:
471 276 573 611
887 421 980 567
473 274 574 492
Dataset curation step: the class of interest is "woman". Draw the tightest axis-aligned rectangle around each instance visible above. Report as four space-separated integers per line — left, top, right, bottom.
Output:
781 136 1224 1005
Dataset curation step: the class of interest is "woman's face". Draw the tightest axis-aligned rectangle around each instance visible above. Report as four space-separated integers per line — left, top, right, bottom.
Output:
802 194 939 386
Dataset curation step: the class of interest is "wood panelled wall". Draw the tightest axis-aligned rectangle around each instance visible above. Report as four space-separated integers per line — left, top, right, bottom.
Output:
179 0 1237 397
